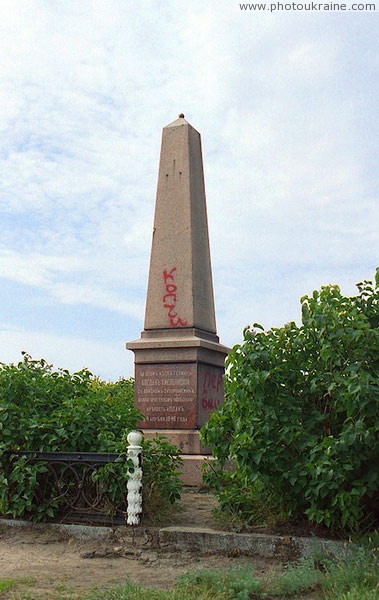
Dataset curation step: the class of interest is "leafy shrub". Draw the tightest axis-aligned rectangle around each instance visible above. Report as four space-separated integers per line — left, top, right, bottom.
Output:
0 353 182 521
203 466 288 530
202 272 379 532
141 436 183 517
0 353 139 454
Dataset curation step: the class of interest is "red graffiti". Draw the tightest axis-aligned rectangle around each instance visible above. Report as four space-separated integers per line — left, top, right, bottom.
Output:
201 370 223 411
162 267 188 327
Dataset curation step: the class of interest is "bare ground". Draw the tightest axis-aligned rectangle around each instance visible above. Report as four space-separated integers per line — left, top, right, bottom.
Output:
0 491 319 599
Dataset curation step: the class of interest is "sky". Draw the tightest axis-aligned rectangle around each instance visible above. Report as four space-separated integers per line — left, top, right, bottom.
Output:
0 1 378 381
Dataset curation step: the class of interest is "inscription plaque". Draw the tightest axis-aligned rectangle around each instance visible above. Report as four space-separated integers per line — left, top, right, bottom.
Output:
135 363 198 429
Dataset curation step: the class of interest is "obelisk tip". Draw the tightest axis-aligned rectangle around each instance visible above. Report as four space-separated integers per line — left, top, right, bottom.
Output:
165 113 194 130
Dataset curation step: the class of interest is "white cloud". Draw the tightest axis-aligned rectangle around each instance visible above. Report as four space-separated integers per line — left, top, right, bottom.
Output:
0 249 145 320
0 324 133 381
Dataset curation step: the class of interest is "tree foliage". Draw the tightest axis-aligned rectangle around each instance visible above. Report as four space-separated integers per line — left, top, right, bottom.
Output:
202 273 379 532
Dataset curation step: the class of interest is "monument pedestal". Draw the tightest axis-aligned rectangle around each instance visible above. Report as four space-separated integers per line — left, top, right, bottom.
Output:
128 329 228 429
127 328 229 484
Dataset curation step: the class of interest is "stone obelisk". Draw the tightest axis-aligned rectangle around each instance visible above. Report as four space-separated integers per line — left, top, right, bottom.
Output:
127 114 229 484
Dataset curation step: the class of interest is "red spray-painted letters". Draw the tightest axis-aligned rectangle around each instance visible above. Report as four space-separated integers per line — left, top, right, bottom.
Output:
201 369 223 411
162 267 187 327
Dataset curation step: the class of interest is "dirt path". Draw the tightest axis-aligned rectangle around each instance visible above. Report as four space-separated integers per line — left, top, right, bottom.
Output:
0 528 280 598
0 491 312 599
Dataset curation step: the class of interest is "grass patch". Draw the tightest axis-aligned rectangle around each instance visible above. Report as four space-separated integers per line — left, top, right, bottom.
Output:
265 543 379 599
0 579 17 594
86 580 169 600
322 545 379 600
86 568 261 600
0 577 39 599
175 566 261 599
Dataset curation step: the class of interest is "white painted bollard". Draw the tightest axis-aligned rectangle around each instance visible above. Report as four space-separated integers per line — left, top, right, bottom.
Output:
126 430 143 525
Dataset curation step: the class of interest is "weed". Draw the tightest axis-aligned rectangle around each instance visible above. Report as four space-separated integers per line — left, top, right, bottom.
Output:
322 545 379 599
266 544 379 599
267 557 324 597
176 566 261 599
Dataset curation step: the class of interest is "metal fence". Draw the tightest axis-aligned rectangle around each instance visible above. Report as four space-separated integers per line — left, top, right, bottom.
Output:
5 450 131 525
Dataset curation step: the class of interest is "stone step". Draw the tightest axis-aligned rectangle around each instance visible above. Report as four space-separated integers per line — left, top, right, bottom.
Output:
143 429 210 455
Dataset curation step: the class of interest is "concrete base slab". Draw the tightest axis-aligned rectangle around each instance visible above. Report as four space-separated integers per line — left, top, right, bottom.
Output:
143 429 210 455
181 455 214 486
158 526 352 561
0 519 353 561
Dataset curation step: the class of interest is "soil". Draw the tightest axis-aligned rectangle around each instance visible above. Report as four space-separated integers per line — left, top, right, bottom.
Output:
0 490 321 599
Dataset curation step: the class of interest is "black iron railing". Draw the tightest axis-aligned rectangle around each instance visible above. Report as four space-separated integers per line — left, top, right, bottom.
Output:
5 451 130 525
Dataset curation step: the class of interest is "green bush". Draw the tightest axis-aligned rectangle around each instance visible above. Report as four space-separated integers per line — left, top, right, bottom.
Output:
202 272 379 532
0 353 138 454
203 467 288 530
0 353 182 521
141 436 183 517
